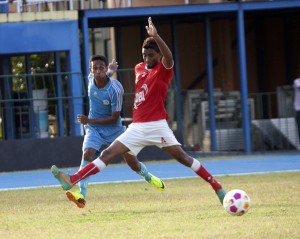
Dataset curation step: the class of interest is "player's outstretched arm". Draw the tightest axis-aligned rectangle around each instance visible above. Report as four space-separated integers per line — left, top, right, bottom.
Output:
145 17 173 69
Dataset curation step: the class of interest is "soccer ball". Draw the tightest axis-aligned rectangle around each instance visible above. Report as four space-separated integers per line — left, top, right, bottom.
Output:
223 189 251 216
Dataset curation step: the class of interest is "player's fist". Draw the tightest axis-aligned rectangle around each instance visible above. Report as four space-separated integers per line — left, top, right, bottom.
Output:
77 114 89 124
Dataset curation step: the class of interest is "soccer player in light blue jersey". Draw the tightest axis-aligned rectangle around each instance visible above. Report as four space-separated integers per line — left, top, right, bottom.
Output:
65 55 165 208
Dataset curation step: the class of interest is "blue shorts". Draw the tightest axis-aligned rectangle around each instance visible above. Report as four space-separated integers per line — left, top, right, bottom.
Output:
82 124 126 153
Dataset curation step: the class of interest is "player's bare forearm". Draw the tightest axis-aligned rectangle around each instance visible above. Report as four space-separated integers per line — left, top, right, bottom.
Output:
153 34 173 68
86 117 119 124
77 112 120 125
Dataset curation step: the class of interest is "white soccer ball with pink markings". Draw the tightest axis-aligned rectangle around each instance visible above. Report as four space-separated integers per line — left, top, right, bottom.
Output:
223 189 251 216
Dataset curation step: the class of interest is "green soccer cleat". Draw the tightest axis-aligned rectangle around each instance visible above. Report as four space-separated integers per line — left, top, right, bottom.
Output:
216 188 227 205
51 165 73 191
149 174 165 191
66 191 86 208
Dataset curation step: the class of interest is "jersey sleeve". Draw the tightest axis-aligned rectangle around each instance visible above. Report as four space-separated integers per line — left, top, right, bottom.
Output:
110 80 124 112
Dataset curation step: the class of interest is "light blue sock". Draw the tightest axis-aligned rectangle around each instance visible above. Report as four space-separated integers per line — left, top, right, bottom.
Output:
136 162 152 182
79 160 90 199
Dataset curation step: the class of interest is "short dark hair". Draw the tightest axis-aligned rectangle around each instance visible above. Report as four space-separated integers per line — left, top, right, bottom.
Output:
89 55 108 66
142 37 160 53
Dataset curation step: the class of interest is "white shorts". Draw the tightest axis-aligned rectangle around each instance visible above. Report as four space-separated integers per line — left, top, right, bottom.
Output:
116 119 181 156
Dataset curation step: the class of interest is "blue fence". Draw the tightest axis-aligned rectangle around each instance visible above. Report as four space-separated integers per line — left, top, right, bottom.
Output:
0 72 86 139
0 71 299 154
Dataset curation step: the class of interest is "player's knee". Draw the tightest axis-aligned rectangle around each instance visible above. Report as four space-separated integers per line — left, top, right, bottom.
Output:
100 143 126 164
99 148 114 162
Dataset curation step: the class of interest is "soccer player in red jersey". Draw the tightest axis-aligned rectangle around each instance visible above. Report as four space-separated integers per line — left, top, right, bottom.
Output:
51 17 227 205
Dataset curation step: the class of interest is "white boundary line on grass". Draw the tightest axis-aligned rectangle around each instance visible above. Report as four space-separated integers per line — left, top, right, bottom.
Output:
0 169 299 192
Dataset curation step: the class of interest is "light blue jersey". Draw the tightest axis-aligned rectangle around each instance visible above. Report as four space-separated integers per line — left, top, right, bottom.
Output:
87 73 123 127
82 74 126 151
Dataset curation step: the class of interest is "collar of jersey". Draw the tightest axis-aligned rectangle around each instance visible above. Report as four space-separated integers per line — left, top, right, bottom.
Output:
93 75 111 90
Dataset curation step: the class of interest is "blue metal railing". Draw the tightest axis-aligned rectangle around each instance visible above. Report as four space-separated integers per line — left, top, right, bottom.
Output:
0 72 86 139
1 71 298 154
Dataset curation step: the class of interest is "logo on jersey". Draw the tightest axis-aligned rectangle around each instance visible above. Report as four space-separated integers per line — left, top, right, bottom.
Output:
92 91 110 105
102 99 110 105
161 137 167 144
134 84 148 109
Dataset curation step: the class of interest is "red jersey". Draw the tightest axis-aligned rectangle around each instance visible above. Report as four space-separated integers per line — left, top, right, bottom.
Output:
133 61 174 122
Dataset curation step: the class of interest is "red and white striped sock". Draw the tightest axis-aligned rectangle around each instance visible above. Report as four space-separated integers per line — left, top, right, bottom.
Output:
70 159 106 185
191 158 222 192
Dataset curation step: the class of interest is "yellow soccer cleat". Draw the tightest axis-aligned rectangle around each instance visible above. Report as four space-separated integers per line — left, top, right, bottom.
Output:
149 174 165 191
66 191 86 208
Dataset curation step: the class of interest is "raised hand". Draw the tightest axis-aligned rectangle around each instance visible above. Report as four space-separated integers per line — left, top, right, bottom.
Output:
108 59 118 72
107 59 119 77
145 17 158 37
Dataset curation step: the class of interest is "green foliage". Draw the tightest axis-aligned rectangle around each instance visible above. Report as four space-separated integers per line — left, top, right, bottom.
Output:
0 172 299 239
11 53 57 92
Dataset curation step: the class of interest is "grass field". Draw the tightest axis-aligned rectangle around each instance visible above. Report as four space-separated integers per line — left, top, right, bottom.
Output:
0 172 299 239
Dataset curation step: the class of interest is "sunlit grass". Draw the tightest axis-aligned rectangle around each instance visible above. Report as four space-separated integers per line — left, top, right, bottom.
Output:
0 172 299 239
